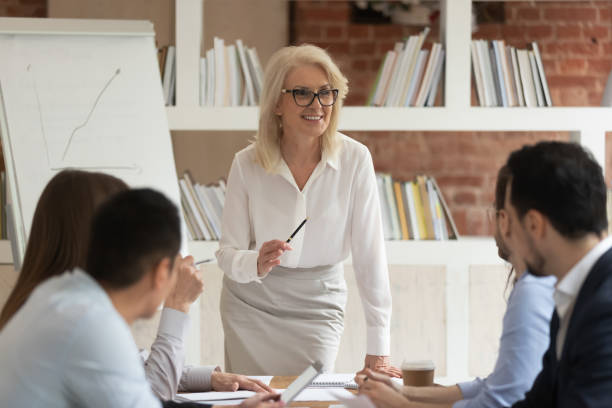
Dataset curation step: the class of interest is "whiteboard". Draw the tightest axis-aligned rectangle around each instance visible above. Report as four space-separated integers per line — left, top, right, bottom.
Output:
0 18 184 268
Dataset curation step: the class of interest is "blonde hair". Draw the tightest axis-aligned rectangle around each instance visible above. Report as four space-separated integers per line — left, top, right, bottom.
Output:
254 44 349 172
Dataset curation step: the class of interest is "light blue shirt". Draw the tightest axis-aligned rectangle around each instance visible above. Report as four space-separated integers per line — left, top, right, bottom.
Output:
454 272 555 408
0 269 162 408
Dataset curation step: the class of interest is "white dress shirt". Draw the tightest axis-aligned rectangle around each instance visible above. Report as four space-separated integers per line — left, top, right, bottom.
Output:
0 269 162 408
216 133 392 355
553 236 612 359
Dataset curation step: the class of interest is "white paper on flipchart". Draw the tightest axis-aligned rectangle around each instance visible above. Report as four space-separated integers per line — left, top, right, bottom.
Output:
0 26 187 266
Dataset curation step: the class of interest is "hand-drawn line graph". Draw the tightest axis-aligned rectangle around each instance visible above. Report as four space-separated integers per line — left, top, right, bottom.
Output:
27 64 140 172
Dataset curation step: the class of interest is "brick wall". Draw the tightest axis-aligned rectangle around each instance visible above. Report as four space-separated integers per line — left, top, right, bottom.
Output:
293 1 612 235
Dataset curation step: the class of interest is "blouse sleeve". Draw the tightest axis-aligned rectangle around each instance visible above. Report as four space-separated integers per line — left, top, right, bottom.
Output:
349 148 392 356
215 155 261 283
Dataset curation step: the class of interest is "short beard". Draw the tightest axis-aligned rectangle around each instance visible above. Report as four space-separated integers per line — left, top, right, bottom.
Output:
525 234 547 277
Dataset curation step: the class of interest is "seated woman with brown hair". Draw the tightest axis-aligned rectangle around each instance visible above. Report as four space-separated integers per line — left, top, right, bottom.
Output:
0 169 272 400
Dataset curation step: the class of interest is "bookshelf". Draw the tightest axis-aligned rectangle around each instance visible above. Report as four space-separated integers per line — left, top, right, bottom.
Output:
168 0 611 379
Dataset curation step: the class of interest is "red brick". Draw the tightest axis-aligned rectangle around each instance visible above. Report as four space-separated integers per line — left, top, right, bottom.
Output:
349 42 376 55
583 25 610 40
325 26 345 40
436 176 484 188
348 25 372 40
558 58 587 74
501 26 524 41
351 59 368 71
556 25 582 39
587 59 612 75
316 41 350 55
558 88 589 106
373 25 403 39
600 8 612 22
297 25 322 40
376 41 397 54
544 7 597 22
526 25 553 40
300 8 349 22
516 6 541 21
473 24 502 39
453 190 478 206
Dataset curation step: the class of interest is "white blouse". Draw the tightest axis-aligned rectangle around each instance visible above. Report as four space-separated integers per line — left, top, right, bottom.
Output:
216 133 391 355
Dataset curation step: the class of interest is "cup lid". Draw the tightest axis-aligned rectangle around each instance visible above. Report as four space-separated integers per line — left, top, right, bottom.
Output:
401 359 435 370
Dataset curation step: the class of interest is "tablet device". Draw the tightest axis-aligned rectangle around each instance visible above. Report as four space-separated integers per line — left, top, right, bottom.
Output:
281 361 324 403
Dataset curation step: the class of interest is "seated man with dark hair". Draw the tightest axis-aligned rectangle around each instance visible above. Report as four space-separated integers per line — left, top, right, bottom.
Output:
0 188 281 408
501 141 612 407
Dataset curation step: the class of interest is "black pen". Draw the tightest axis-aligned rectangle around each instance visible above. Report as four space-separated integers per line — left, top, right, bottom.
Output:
286 218 308 243
194 258 214 266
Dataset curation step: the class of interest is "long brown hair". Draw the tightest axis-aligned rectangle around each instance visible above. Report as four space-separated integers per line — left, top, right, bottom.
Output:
0 170 128 330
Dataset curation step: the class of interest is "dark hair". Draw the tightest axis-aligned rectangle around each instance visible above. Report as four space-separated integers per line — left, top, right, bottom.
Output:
86 188 181 289
506 141 608 238
0 170 128 330
495 165 511 213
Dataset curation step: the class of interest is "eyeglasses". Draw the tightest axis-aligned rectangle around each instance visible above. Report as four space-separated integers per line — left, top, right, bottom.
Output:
281 88 339 107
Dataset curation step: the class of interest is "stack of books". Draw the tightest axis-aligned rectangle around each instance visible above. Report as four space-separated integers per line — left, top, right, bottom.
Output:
471 40 552 107
377 173 458 241
367 27 445 107
200 37 264 107
158 45 176 106
178 172 226 241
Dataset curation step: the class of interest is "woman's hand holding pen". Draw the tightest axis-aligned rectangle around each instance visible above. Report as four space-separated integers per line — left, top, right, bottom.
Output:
257 240 292 277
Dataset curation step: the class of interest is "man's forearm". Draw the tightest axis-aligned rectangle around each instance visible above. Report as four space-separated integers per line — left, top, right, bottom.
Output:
401 385 463 404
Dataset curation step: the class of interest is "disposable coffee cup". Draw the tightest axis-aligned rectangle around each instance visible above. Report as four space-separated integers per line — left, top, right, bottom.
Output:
401 360 435 386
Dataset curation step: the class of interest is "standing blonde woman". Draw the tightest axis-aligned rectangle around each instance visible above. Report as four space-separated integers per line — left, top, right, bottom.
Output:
216 44 399 376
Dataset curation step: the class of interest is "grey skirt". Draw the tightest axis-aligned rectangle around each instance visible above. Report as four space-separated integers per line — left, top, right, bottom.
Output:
220 263 347 375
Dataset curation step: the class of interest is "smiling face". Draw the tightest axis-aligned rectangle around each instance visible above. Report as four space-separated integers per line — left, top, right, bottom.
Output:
275 64 333 142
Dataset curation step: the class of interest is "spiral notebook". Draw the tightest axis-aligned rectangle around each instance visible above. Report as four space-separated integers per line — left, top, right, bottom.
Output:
309 373 359 389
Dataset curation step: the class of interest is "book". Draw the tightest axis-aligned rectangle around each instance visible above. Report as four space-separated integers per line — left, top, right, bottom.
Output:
417 175 434 240
429 177 459 239
505 46 519 107
510 47 525 107
404 182 420 240
377 175 393 240
162 45 175 106
398 27 430 107
531 42 552 106
385 36 416 107
394 181 410 240
471 41 486 106
517 49 537 108
400 180 414 239
236 39 256 106
404 49 428 106
206 48 215 107
310 373 358 390
478 40 497 107
383 174 401 240
199 57 206 106
529 50 545 107
411 181 427 239
213 37 226 106
415 43 441 107
491 41 507 107
426 50 444 107
498 40 515 107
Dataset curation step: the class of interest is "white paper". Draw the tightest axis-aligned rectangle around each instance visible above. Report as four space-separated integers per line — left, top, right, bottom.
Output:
274 388 355 402
177 390 255 402
330 391 376 408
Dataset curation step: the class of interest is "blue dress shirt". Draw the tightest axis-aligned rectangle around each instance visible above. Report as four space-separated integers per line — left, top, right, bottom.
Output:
454 272 555 408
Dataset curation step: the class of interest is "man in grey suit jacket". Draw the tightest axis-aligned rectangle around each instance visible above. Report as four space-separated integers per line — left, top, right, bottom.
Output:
501 141 612 407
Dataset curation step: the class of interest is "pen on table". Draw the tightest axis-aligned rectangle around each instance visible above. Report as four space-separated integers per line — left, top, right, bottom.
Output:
194 258 214 266
286 218 308 243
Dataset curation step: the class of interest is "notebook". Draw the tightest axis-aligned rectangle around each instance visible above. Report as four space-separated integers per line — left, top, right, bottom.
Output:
309 373 358 389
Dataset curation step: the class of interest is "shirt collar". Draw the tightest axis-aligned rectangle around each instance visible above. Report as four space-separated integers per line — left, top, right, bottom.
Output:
554 236 612 319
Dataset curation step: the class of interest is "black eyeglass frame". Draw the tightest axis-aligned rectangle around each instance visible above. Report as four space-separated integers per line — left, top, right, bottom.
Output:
280 88 339 107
